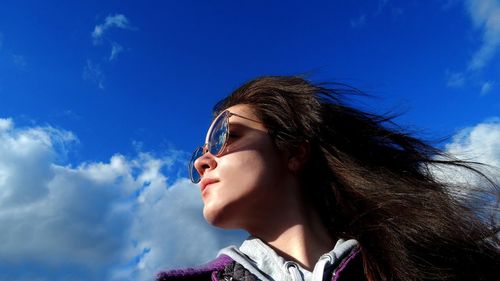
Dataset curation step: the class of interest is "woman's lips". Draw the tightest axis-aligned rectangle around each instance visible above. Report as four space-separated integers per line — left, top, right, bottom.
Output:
200 178 219 193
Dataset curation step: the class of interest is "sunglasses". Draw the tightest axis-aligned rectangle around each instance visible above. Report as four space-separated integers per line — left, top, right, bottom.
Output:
188 110 261 183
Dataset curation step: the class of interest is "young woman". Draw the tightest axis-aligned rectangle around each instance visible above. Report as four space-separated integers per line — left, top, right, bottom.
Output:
157 76 499 281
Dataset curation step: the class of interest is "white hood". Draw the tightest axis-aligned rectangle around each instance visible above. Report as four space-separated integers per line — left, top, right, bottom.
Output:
218 236 359 281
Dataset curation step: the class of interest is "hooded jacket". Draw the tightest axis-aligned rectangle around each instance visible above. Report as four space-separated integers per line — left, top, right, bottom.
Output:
156 237 366 281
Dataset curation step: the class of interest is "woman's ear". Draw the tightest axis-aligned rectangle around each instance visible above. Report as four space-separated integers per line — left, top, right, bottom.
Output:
288 142 310 172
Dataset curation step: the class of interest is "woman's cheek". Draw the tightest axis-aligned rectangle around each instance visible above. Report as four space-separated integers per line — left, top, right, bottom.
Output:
202 152 266 227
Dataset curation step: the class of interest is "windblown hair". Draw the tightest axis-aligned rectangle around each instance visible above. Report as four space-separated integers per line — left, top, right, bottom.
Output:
214 76 499 281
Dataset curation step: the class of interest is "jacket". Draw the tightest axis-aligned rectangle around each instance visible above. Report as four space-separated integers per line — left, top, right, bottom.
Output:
156 237 366 281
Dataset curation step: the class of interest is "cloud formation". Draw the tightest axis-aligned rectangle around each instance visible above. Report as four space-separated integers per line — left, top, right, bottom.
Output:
84 14 133 88
445 0 500 93
0 118 12 130
109 42 124 61
1 116 498 280
441 119 500 226
466 0 500 71
0 118 245 281
445 118 500 167
92 14 130 45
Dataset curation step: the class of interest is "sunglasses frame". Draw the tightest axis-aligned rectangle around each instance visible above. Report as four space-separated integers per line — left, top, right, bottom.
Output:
189 110 262 183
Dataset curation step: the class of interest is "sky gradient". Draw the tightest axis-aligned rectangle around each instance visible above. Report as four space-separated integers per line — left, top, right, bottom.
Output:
1 1 500 280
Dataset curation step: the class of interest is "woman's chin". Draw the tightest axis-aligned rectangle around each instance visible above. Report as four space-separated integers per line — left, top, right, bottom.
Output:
203 204 240 229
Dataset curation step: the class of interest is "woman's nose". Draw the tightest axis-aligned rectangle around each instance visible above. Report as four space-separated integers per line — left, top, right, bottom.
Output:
194 151 217 178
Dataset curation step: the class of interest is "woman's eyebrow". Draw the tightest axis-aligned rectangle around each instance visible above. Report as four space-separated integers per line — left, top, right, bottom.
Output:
228 122 250 131
229 119 268 134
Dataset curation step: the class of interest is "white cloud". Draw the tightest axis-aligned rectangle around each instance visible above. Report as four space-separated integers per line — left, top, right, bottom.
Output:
86 14 132 84
0 119 245 281
429 119 500 225
125 178 246 281
445 118 500 167
109 43 124 61
0 125 75 207
480 81 494 95
466 0 500 71
444 1 500 92
0 118 13 131
433 119 500 189
92 14 130 45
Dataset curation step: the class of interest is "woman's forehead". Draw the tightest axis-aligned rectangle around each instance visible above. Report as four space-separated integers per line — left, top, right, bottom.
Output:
226 104 256 118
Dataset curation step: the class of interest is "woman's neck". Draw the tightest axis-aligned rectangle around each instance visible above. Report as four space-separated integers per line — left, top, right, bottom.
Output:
268 224 334 270
248 203 334 270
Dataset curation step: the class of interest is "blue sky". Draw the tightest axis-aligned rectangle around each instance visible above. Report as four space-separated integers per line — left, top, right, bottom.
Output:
0 1 499 280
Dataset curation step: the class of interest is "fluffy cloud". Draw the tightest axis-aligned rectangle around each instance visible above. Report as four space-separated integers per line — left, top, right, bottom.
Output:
429 119 499 209
439 119 500 223
466 0 500 71
0 120 126 279
0 118 245 281
0 118 12 130
123 178 246 281
445 118 500 167
92 14 130 45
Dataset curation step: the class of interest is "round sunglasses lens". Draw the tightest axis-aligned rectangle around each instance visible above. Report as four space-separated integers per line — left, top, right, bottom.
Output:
189 146 204 183
208 113 228 155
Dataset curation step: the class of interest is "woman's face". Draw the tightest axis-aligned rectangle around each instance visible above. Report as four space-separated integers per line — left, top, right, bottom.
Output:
194 104 293 230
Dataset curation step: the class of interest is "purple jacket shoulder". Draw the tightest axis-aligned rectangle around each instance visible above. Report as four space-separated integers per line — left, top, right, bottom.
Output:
155 249 366 281
156 255 234 281
332 248 366 281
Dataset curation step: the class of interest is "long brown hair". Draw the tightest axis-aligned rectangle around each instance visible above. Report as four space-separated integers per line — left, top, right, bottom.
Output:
214 76 499 281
